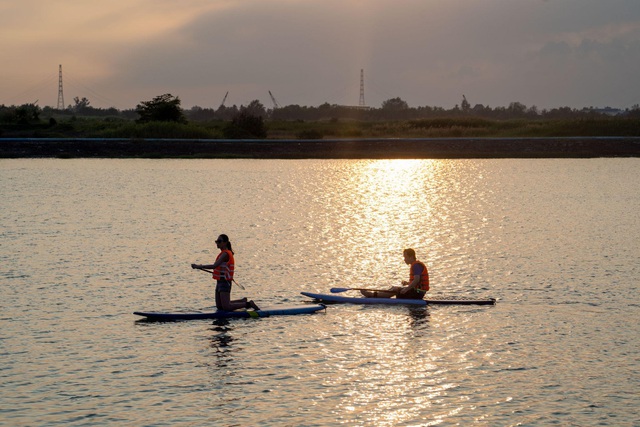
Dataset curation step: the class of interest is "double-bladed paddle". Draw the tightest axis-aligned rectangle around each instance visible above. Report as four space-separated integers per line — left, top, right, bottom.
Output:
330 287 396 294
193 266 245 290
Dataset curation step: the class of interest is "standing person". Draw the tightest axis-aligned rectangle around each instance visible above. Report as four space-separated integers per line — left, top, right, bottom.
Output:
192 234 260 311
360 248 429 299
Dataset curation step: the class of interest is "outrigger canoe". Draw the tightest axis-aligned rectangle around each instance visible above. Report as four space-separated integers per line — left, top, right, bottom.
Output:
301 292 496 306
134 304 326 321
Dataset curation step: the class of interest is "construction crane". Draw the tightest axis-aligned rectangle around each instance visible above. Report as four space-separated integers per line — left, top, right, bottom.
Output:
219 91 228 109
268 91 280 109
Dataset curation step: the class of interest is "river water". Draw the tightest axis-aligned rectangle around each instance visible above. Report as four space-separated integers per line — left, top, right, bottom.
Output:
1 158 638 426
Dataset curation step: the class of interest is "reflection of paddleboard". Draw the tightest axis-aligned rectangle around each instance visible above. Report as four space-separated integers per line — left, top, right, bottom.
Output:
301 292 496 306
134 304 326 321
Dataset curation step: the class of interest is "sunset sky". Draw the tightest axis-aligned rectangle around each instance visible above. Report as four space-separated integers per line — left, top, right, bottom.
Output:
1 0 639 110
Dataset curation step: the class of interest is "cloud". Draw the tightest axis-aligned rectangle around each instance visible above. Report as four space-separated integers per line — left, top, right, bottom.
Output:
2 0 640 109
107 1 381 106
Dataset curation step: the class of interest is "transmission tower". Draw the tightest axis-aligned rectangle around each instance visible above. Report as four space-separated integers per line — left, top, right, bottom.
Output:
57 65 65 110
359 69 365 107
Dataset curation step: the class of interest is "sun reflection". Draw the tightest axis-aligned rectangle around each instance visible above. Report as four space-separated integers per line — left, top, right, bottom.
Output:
332 159 447 286
319 305 452 426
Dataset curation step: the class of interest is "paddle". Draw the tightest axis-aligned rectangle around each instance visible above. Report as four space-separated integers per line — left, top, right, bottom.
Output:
330 287 396 294
193 266 245 290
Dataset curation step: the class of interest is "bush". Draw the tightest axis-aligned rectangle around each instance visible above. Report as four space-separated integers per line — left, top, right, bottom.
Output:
223 111 267 139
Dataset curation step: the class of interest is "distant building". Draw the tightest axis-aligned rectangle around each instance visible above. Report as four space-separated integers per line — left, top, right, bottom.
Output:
594 107 624 116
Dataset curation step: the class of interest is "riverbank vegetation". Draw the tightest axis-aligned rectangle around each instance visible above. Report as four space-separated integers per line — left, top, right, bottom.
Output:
2 94 639 140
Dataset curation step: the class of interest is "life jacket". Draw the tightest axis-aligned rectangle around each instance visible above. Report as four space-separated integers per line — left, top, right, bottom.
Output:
212 249 235 281
410 260 429 292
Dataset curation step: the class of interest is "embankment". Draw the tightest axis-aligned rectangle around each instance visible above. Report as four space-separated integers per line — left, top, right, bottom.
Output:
1 137 639 158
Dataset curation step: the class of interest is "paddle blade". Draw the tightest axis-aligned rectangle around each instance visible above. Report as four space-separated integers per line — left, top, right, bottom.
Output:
330 287 353 293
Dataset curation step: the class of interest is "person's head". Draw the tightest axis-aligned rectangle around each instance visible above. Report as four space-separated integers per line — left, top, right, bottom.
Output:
403 248 416 264
216 234 234 254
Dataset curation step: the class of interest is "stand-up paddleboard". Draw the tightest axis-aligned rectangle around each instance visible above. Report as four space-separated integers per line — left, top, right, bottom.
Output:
134 304 326 321
301 292 496 306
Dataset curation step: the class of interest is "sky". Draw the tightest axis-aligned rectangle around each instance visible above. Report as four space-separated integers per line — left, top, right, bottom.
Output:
1 0 640 111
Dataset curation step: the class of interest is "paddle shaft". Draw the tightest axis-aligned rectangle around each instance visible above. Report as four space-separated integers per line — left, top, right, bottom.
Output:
194 266 245 290
330 287 398 294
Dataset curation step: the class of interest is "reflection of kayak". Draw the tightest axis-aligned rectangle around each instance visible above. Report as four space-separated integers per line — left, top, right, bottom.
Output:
134 304 326 321
301 292 496 306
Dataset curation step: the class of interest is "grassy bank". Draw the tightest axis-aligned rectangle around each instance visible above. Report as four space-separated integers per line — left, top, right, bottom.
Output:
271 117 640 139
2 116 640 140
3 137 640 159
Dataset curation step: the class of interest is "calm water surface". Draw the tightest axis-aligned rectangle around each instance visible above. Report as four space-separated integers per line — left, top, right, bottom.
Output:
1 158 638 426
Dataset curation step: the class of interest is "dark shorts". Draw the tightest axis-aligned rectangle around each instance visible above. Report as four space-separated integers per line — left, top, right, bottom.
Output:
399 288 426 300
215 280 232 293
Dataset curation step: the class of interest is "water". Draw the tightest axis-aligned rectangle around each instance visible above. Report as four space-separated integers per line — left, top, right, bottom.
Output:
1 158 638 426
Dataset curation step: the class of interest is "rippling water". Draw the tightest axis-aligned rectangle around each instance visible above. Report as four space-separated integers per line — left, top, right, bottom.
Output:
1 158 638 426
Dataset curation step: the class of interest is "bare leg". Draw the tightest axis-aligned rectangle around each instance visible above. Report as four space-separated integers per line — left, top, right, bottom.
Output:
217 292 248 311
215 291 222 309
360 287 399 298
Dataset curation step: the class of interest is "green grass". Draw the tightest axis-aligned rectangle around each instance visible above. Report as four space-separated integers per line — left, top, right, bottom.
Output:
91 121 221 139
2 115 640 139
268 117 640 139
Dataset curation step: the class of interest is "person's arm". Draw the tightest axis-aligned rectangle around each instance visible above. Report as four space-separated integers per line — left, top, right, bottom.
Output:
399 275 420 293
399 264 422 293
408 274 421 290
192 252 228 270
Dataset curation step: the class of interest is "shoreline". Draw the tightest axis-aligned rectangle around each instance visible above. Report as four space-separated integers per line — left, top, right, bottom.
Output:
1 137 639 159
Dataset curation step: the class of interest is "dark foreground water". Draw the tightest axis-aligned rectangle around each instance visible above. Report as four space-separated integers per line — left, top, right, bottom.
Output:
1 159 638 426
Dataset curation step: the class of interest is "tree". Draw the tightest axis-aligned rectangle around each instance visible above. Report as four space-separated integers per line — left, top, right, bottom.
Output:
215 104 239 121
381 97 409 111
381 97 409 120
186 105 216 121
244 100 267 118
73 97 91 113
223 109 267 139
14 103 41 124
135 94 187 123
628 104 640 118
507 101 527 117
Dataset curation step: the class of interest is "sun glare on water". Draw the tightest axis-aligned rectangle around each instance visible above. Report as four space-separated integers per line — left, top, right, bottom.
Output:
330 159 444 285
351 158 439 235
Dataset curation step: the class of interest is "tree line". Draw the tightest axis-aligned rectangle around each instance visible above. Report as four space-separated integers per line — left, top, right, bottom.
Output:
3 92 640 140
2 94 639 126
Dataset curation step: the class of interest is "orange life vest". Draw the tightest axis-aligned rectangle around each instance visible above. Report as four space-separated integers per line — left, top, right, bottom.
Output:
410 260 429 292
212 249 235 281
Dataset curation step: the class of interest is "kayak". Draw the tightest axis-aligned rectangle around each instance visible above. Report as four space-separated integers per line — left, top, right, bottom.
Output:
134 304 326 321
301 292 496 306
